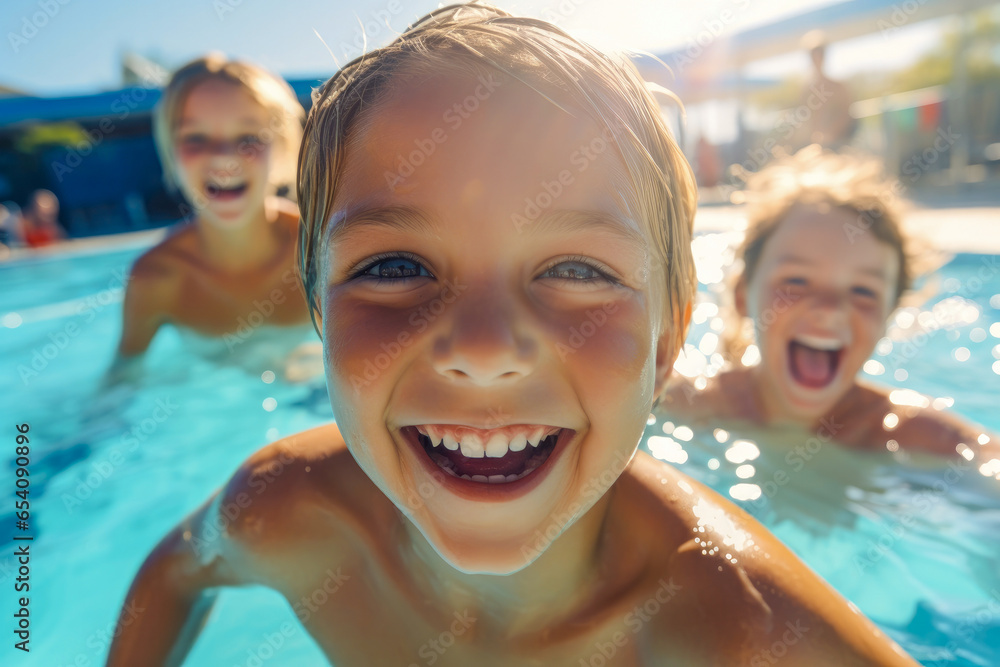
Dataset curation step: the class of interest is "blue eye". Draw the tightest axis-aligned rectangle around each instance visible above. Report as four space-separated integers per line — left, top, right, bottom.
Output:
540 258 616 284
852 286 878 299
353 253 432 281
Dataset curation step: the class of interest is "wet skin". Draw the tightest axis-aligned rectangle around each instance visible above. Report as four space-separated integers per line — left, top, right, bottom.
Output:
662 205 998 459
116 80 308 358
106 76 920 666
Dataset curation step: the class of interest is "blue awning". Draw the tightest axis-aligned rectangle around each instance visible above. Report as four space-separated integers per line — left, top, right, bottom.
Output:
0 76 328 128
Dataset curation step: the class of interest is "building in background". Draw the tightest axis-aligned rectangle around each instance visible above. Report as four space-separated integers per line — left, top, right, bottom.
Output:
637 0 1000 197
0 53 319 238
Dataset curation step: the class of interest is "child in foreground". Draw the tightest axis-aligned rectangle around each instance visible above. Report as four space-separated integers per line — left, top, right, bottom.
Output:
107 5 920 665
112 55 310 371
662 148 997 467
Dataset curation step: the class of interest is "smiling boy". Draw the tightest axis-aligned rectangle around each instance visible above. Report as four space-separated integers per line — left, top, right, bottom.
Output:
107 5 920 665
662 148 997 462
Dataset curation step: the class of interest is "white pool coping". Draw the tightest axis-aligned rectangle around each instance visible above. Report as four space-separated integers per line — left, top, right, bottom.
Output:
695 205 1000 255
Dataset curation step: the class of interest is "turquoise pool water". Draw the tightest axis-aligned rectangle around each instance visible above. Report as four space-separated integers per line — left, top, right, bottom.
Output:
650 234 1000 667
1 238 998 666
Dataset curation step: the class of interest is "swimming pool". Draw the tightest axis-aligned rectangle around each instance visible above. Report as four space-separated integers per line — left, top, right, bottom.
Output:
1 236 998 666
650 233 1000 667
1 243 333 666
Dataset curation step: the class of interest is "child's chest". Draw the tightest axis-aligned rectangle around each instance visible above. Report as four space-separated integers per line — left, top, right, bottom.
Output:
172 263 307 333
275 557 693 667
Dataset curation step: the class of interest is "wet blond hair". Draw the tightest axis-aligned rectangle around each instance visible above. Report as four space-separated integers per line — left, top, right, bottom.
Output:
297 2 697 348
723 146 915 362
153 53 304 196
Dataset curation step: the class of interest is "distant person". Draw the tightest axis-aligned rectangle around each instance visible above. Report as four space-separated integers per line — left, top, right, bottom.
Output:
695 135 722 188
112 54 310 372
21 189 65 248
797 32 855 150
0 201 24 253
661 147 997 462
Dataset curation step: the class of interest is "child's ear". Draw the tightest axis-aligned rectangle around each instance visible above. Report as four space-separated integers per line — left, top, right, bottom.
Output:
653 300 692 403
734 277 748 318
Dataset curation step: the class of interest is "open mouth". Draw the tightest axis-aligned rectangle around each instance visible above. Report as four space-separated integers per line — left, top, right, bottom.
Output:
205 181 248 200
788 334 843 389
403 424 566 485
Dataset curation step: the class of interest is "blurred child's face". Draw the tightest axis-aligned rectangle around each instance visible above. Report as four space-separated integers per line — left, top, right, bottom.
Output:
740 205 898 423
173 79 273 227
319 74 679 573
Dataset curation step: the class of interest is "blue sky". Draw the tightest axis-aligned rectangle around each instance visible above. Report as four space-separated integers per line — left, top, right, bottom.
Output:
2 0 946 96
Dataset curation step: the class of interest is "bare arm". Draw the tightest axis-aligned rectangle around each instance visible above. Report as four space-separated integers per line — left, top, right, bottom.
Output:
109 254 175 386
106 492 249 666
116 269 168 358
106 434 337 666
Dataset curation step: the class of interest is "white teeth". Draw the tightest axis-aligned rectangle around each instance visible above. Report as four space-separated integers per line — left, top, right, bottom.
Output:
485 432 510 458
459 432 485 458
425 425 443 447
415 425 562 458
470 474 489 483
488 474 506 483
794 334 844 351
505 474 519 482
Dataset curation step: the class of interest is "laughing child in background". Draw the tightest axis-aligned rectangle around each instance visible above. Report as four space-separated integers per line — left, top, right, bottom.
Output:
111 55 310 375
107 5 920 665
662 147 998 466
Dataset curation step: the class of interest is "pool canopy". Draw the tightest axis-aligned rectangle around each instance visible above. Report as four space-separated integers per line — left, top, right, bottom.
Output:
0 78 321 127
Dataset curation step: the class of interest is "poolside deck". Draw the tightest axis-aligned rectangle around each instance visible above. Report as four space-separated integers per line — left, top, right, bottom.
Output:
695 204 1000 255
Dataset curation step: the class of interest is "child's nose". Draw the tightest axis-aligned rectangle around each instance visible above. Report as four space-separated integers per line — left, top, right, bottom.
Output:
207 153 242 174
206 139 242 163
808 290 848 323
431 292 537 385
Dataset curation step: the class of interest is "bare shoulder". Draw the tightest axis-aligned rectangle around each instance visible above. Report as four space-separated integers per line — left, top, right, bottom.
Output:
216 424 394 566
117 228 194 352
269 196 301 246
659 374 722 421
126 226 199 297
844 382 994 458
270 196 300 225
623 454 918 665
658 369 753 423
